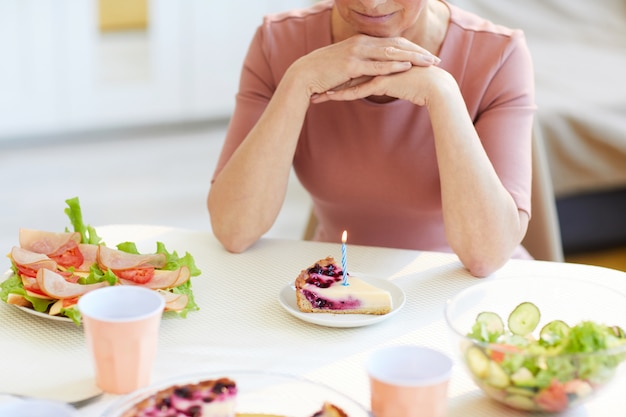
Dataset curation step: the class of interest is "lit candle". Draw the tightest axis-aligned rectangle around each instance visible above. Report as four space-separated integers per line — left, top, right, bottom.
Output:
341 230 349 286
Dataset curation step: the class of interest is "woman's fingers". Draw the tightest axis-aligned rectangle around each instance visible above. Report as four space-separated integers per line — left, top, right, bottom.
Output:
384 47 440 66
365 60 413 76
359 35 441 67
302 34 439 98
311 66 440 105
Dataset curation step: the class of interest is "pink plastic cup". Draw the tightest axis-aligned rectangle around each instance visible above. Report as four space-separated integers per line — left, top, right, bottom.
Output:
78 286 165 395
367 345 453 417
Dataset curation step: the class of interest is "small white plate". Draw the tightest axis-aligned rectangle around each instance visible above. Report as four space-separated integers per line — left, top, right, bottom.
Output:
1 270 74 323
0 398 78 417
103 370 370 417
15 305 74 323
278 275 405 328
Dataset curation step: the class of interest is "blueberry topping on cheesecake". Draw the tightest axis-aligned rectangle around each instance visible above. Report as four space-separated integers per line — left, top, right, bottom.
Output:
121 377 237 417
120 375 350 417
122 378 348 417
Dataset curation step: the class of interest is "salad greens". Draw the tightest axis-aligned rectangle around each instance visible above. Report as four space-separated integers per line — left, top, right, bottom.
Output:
465 302 626 412
1 196 201 325
115 240 201 319
65 196 102 245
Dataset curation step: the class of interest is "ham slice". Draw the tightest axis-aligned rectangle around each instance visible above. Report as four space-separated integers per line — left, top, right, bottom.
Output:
19 229 81 255
157 290 189 312
36 268 109 299
97 245 167 271
48 240 84 269
10 247 57 272
19 273 53 300
119 266 190 289
77 244 99 272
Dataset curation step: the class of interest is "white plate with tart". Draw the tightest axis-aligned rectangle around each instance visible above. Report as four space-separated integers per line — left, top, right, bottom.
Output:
279 274 405 328
102 370 371 417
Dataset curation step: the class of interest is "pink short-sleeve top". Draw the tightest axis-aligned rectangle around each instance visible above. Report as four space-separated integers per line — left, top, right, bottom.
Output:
214 0 535 256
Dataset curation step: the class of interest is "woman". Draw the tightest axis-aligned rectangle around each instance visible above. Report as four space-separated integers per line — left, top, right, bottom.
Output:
208 0 535 277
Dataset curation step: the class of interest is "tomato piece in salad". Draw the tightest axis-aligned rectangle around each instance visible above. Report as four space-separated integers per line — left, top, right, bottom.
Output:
536 379 569 412
49 241 84 269
22 280 50 299
114 267 155 284
488 344 521 363
62 296 79 308
15 264 39 279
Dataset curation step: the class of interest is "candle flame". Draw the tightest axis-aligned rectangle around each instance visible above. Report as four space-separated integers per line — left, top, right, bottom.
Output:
342 230 347 243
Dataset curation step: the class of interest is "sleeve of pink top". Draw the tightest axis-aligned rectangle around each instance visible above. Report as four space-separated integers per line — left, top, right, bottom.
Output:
467 29 535 218
211 26 274 184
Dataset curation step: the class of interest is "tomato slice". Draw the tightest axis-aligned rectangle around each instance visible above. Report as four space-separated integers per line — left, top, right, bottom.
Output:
23 283 48 298
489 344 520 363
115 267 155 284
15 264 38 278
536 379 569 412
62 297 79 308
49 241 84 269
63 272 80 283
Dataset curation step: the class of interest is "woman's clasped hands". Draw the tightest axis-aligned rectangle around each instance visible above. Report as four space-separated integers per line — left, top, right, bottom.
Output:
299 34 443 105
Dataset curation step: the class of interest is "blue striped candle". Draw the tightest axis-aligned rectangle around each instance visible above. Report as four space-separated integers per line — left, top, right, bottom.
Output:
341 230 349 286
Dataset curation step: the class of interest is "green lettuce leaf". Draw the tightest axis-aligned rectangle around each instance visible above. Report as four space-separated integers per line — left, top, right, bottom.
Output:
64 197 102 245
61 306 82 326
0 274 25 302
0 274 56 313
155 241 201 276
3 196 201 322
115 241 201 316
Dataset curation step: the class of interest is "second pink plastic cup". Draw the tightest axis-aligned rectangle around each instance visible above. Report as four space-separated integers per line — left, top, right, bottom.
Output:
78 286 165 395
367 345 453 417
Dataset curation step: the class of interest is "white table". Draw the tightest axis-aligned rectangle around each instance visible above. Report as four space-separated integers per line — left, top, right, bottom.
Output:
1 225 626 416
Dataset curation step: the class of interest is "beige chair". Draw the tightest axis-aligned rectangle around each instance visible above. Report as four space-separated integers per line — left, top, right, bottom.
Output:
303 121 564 262
521 121 564 261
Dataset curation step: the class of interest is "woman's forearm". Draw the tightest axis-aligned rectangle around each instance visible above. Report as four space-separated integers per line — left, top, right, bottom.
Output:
427 74 528 276
208 71 311 253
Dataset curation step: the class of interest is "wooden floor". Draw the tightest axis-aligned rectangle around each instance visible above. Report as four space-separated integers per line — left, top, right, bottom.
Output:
565 245 626 272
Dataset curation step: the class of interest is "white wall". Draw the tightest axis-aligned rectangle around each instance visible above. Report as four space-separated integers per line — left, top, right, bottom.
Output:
0 0 313 141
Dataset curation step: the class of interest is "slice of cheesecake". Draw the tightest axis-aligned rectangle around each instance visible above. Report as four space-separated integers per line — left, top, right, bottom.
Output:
121 377 237 417
119 375 349 417
295 257 392 315
239 402 347 417
310 402 348 417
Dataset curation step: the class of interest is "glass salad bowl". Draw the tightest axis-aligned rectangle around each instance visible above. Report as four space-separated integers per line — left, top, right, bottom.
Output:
445 276 626 413
102 370 371 417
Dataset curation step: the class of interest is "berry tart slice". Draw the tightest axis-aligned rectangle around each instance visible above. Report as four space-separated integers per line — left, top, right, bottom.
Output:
119 376 349 417
295 257 392 315
240 402 346 417
310 402 349 417
120 377 237 417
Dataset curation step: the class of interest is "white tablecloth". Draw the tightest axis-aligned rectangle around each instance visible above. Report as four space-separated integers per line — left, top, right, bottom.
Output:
1 225 626 416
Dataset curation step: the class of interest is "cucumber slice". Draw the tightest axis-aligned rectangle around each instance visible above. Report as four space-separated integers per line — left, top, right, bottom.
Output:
540 320 570 345
465 346 490 379
510 367 537 388
471 311 505 342
508 302 541 336
476 311 505 334
506 386 537 397
503 394 536 410
499 333 530 348
487 360 510 388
